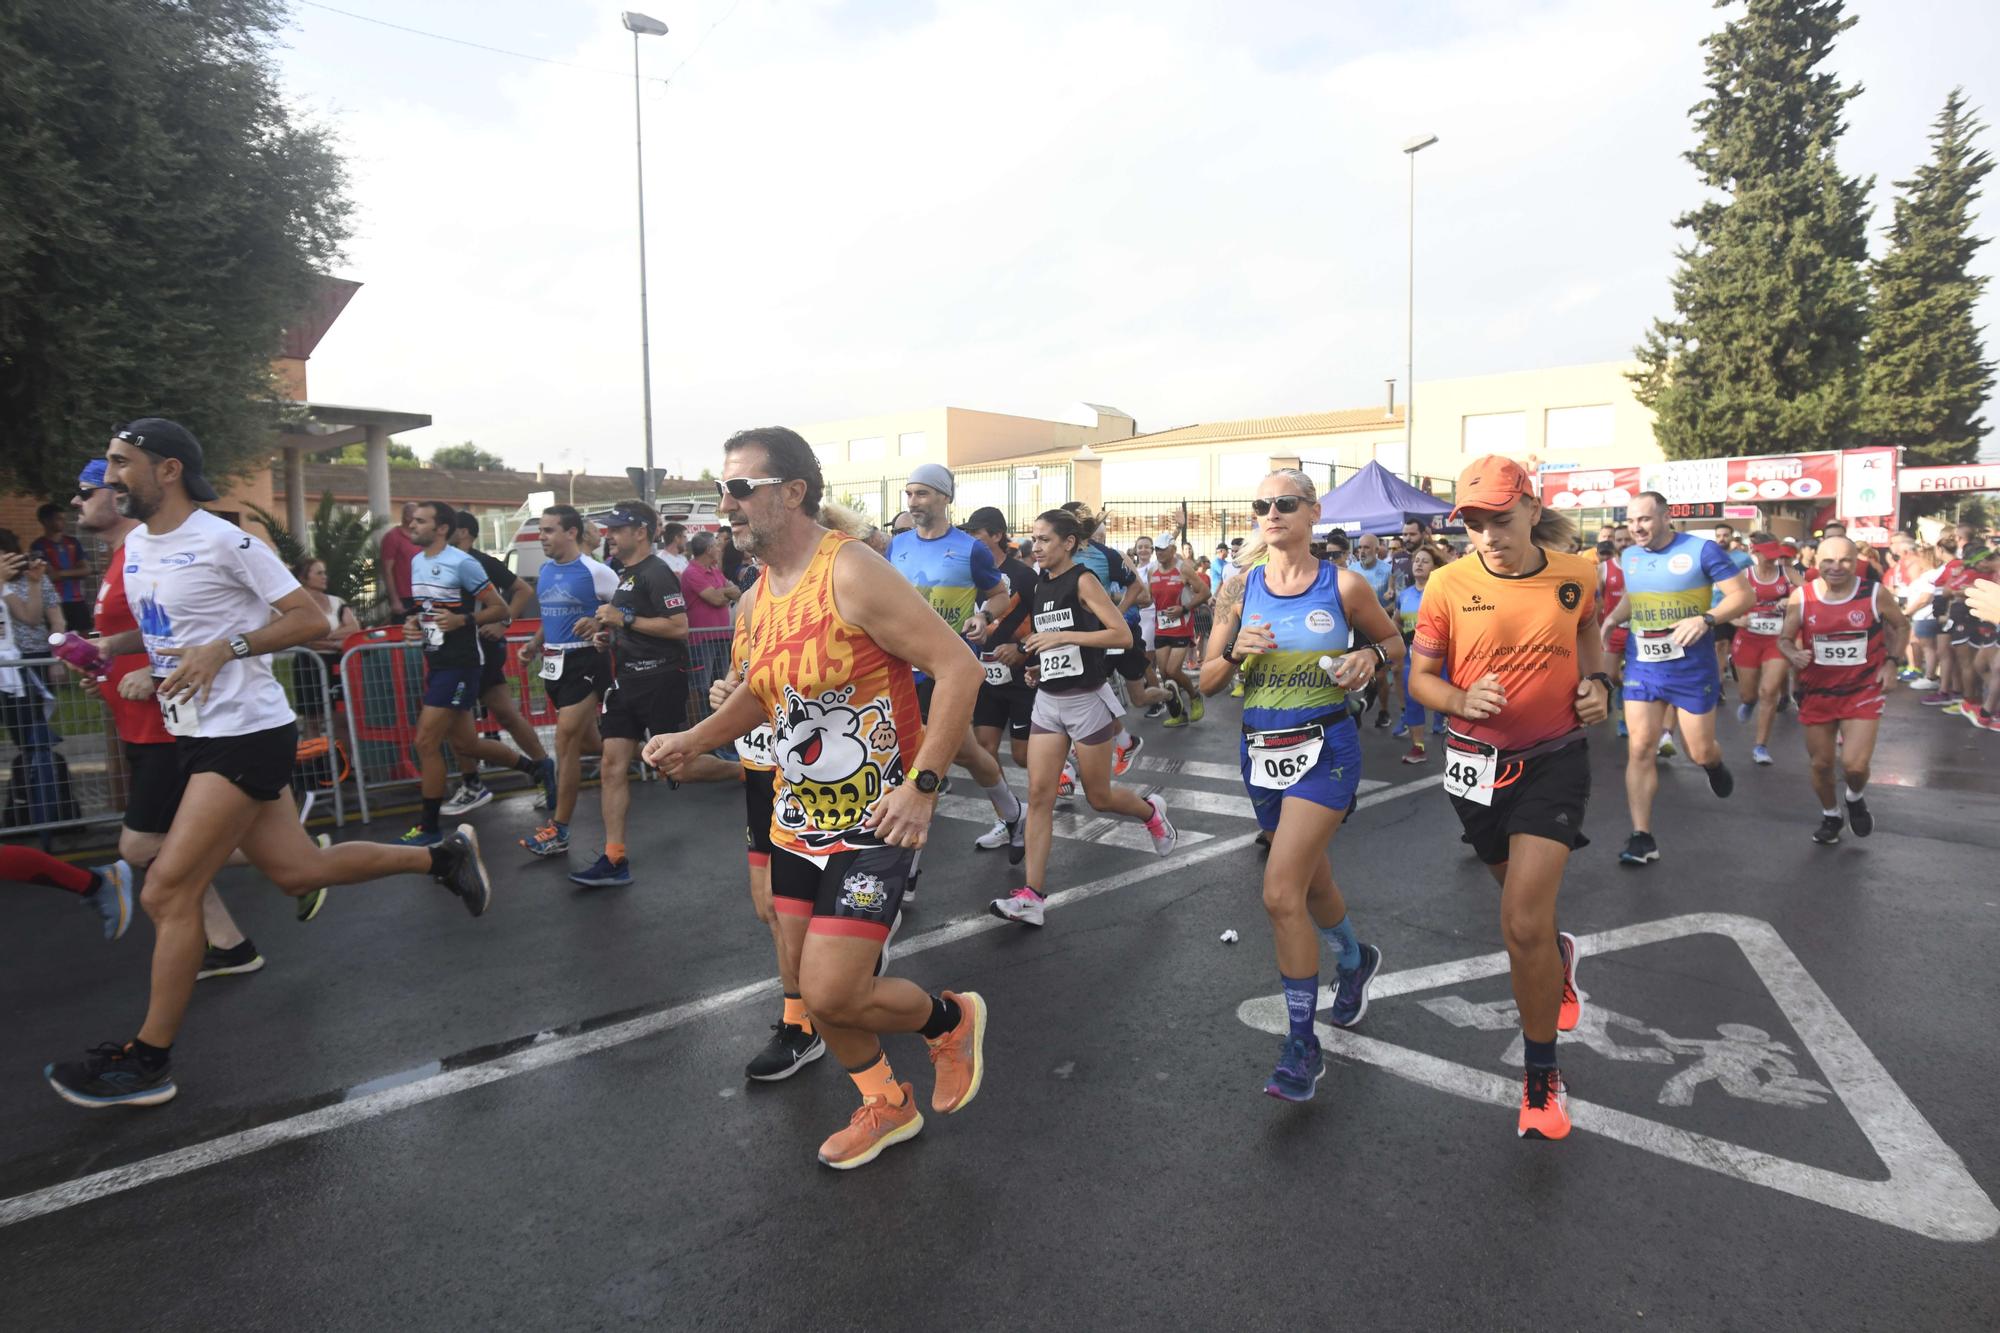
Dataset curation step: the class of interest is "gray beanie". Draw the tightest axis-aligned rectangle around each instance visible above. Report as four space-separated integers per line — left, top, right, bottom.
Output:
907 462 955 500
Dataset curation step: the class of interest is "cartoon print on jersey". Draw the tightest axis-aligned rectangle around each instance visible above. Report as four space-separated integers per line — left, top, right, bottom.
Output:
837 871 889 916
771 684 898 849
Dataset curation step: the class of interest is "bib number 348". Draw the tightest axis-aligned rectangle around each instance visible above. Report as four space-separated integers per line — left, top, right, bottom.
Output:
1442 736 1498 807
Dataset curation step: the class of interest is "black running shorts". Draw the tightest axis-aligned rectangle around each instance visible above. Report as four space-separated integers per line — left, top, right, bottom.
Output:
122 740 188 834
1447 738 1592 866
544 646 607 709
973 682 1034 740
478 639 509 695
177 722 298 803
770 844 913 941
743 764 776 857
598 666 688 742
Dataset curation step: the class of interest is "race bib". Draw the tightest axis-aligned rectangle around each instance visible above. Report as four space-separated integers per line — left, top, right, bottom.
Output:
158 693 199 738
982 657 1012 688
540 647 565 681
1158 606 1185 630
1811 632 1868 668
1038 644 1083 681
1744 611 1784 637
1634 630 1684 664
735 724 775 766
420 613 443 649
1441 732 1498 807
1245 728 1323 791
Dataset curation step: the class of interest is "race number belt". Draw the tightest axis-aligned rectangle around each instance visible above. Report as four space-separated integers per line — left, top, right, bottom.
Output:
1811 631 1867 668
1633 629 1685 663
1244 722 1325 792
540 647 565 681
1441 728 1498 807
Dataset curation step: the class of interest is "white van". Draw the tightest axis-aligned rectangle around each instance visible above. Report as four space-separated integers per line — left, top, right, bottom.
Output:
508 494 721 581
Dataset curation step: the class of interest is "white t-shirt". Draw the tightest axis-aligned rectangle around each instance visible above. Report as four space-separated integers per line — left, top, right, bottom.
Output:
1135 559 1160 633
1903 570 1939 622
661 551 690 576
124 509 301 737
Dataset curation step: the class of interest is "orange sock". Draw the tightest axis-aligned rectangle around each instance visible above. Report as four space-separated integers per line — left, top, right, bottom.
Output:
783 993 814 1036
606 843 626 863
848 1052 904 1106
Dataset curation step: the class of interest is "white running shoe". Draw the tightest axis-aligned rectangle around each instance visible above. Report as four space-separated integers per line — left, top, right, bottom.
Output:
1908 677 1940 691
988 887 1046 927
974 819 1011 851
441 783 493 817
1143 793 1178 856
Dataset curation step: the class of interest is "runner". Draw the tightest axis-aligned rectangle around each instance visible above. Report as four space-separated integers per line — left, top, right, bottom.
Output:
1409 456 1608 1140
643 427 987 1170
47 420 491 1108
962 508 1037 814
1200 468 1396 1102
992 508 1178 929
1602 491 1752 866
520 505 618 858
888 466 1026 890
1392 544 1449 763
400 500 542 845
1066 501 1161 773
1778 537 1910 844
1148 540 1207 727
1 845 133 939
1351 533 1397 729
447 512 557 811
1709 521 1754 675
1729 533 1800 766
572 502 689 887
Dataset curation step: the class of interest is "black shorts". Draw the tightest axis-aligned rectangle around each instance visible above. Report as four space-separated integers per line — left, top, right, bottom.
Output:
122 740 189 834
478 641 509 695
1712 622 1737 642
973 682 1034 740
771 843 913 941
177 722 298 803
1968 620 1999 650
1446 737 1592 866
599 665 688 741
1112 624 1149 681
744 764 775 857
545 646 607 709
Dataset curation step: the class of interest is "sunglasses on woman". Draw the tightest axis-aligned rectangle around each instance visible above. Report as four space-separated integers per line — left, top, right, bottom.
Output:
714 476 787 502
1250 495 1309 517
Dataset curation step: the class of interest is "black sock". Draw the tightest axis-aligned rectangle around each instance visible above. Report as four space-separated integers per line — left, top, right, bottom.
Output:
422 797 443 833
427 844 454 878
918 992 961 1040
460 772 482 790
1523 1036 1557 1070
129 1037 171 1069
514 756 539 775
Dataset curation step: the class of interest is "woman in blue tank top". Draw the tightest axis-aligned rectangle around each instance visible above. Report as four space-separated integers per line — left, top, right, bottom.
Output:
1199 469 1406 1104
1392 545 1450 761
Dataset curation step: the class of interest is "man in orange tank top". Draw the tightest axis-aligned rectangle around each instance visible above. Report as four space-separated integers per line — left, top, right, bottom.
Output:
643 427 991 1170
1778 536 1909 846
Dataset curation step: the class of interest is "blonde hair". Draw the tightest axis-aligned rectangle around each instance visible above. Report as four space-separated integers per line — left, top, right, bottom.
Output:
819 501 876 541
1232 468 1319 571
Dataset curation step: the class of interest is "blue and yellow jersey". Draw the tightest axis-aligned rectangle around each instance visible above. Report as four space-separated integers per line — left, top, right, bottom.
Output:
1620 532 1739 632
889 527 1003 679
1712 546 1753 608
1396 583 1424 637
1240 561 1349 730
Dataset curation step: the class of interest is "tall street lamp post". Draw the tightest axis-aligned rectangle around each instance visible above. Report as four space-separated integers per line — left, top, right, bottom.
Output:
1402 132 1439 488
622 10 669 505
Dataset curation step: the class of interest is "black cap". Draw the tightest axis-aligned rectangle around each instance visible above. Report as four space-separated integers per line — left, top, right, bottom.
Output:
963 506 1008 536
113 418 219 501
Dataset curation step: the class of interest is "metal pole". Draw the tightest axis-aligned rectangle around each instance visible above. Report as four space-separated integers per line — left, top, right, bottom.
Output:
1404 149 1416 486
632 31 656 506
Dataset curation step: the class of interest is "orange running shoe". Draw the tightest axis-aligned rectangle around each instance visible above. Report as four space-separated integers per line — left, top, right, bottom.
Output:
925 989 989 1114
1557 931 1580 1033
817 1082 923 1170
1518 1066 1571 1140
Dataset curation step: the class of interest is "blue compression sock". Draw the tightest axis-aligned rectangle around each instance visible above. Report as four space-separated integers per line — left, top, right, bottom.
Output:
1319 916 1362 972
1281 974 1318 1039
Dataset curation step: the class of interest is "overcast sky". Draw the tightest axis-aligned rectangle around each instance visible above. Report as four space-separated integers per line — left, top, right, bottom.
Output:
274 0 2000 477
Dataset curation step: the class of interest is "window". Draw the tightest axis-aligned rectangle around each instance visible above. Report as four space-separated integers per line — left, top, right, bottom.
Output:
898 431 928 458
1545 404 1614 451
1218 452 1270 492
1461 411 1526 455
848 436 886 464
812 441 842 465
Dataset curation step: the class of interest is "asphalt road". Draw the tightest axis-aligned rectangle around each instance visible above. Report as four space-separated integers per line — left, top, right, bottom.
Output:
3 685 1997 1330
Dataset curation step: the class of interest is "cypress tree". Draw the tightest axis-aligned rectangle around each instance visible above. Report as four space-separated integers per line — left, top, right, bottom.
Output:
1632 0 1873 459
1861 89 1993 469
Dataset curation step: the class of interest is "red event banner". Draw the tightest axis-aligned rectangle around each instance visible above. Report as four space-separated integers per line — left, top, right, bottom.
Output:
1541 452 1841 510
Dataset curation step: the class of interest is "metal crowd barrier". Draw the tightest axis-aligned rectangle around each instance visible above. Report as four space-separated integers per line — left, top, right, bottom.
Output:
0 647 347 847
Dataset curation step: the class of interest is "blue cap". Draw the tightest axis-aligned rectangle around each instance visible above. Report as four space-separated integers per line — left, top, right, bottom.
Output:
78 459 108 491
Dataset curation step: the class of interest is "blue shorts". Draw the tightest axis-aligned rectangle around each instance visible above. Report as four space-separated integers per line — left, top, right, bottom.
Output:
1240 715 1363 831
1622 668 1719 715
422 665 481 711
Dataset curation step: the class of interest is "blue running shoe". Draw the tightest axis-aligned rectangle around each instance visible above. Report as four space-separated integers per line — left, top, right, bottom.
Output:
1391 721 1410 739
1263 1035 1325 1102
1616 714 1628 739
1431 716 1447 736
1329 943 1382 1029
1735 702 1754 723
87 860 134 941
397 826 444 847
1752 744 1773 766
46 1042 177 1108
521 823 570 857
569 853 633 888
535 756 559 809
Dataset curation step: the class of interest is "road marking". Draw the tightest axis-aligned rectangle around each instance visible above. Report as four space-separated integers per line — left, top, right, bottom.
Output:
1236 913 1999 1243
932 793 1214 850
0 772 1444 1228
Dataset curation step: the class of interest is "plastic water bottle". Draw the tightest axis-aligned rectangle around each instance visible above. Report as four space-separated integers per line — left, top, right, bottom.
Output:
48 632 109 678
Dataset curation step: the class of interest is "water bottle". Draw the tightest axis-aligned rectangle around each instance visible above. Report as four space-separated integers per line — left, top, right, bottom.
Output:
48 631 109 678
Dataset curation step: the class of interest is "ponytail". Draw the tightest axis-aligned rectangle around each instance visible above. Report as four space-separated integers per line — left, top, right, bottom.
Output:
1036 508 1087 557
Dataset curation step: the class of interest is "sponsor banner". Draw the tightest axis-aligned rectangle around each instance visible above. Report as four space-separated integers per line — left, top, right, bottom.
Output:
1837 447 1898 520
1900 462 2000 494
1541 451 1843 510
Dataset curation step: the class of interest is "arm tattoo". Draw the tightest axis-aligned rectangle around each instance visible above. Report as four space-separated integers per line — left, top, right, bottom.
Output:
1214 572 1247 624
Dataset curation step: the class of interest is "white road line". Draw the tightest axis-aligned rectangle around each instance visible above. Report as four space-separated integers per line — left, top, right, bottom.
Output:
0 774 1445 1229
931 794 1216 849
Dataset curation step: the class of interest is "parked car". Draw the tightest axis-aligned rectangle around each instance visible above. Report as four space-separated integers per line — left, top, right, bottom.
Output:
508 494 721 581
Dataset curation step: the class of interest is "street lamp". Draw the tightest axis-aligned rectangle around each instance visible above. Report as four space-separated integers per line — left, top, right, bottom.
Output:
1402 132 1439 487
623 10 669 504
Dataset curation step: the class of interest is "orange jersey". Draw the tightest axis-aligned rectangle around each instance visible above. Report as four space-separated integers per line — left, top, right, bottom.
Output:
1412 549 1597 753
744 530 925 856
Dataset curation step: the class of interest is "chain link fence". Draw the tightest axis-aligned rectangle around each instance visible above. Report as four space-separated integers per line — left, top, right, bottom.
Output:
831 463 1074 533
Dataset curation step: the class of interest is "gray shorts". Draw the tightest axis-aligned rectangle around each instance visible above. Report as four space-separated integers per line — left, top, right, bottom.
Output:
1030 682 1124 745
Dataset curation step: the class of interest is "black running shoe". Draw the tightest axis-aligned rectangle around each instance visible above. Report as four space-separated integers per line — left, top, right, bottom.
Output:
197 939 264 980
745 1023 826 1081
1007 811 1026 866
1705 761 1735 799
1845 797 1873 838
1618 831 1660 866
435 824 493 917
1374 709 1392 730
1813 814 1843 845
46 1042 177 1108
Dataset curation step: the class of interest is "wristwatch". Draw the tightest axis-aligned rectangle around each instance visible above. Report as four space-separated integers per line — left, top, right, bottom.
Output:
228 634 252 659
911 768 943 795
620 607 636 628
1586 671 1612 688
1700 612 1717 628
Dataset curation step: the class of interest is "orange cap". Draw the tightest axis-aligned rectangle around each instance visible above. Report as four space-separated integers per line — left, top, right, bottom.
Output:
1448 455 1535 521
